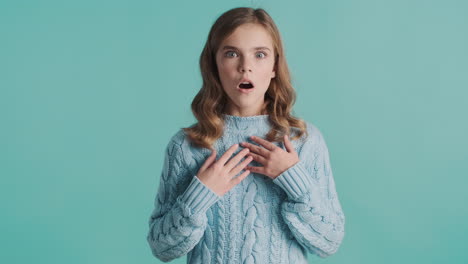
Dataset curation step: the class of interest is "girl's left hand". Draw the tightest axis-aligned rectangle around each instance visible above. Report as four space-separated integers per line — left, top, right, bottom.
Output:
240 135 299 179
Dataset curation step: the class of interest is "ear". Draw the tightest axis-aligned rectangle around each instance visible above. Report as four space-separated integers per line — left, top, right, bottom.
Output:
271 58 277 78
271 54 278 79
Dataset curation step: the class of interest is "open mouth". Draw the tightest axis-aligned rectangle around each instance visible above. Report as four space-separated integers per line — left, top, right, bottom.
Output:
238 82 254 89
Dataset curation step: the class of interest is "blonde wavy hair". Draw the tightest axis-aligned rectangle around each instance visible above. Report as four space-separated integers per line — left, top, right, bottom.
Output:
183 7 307 150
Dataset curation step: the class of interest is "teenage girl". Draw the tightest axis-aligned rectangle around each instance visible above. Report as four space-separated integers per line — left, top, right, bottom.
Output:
147 7 345 264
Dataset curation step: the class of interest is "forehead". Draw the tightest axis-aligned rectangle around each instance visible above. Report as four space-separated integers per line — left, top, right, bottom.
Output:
220 23 274 50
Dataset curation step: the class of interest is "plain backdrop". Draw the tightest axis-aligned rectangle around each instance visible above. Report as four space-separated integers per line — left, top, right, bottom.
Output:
1 0 467 263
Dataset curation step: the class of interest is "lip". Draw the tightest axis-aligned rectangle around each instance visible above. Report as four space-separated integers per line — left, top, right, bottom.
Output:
236 86 255 93
237 77 255 88
236 77 255 93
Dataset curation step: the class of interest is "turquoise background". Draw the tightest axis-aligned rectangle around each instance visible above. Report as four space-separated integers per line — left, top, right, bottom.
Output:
1 0 467 263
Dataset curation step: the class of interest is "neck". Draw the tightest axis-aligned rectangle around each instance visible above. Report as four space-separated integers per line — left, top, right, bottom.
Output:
222 114 271 132
225 100 267 117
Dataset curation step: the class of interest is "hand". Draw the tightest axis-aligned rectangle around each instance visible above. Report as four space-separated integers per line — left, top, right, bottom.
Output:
196 144 253 196
240 135 299 179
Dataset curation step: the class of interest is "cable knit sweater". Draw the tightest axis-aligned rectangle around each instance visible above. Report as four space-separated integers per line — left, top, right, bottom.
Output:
146 114 345 264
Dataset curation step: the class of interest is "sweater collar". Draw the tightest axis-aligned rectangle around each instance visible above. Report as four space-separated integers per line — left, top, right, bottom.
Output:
222 114 271 131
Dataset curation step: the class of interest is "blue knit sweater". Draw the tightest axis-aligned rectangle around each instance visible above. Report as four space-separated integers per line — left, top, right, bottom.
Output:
147 114 345 263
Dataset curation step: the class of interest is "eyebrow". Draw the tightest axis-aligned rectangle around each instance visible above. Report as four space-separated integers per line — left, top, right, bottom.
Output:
222 45 271 52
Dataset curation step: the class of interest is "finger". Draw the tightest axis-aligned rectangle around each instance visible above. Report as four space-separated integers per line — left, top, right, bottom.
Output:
248 152 267 165
217 144 239 165
240 142 269 157
229 155 253 177
283 134 296 154
225 148 250 172
230 169 250 186
199 149 217 172
245 165 265 175
250 136 276 151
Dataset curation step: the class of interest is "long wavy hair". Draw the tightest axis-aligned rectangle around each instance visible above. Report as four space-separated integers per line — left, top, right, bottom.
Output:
183 7 307 150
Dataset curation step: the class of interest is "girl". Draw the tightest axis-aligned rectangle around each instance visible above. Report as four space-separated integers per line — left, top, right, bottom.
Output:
147 7 345 264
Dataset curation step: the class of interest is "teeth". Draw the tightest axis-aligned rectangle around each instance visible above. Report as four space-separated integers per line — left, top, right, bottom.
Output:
242 82 250 84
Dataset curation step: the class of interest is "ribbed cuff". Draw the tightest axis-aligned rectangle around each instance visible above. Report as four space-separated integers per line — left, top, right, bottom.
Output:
180 176 221 214
273 160 315 200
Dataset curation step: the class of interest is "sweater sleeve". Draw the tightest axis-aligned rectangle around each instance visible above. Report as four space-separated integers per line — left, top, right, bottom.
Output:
146 137 221 262
272 128 345 258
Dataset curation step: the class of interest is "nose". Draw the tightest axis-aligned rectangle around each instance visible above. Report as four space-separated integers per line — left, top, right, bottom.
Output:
238 57 252 73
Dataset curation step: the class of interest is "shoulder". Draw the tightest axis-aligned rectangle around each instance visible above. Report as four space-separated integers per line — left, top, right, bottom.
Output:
165 127 207 169
291 120 330 161
166 128 188 148
163 129 191 166
166 122 198 149
293 120 326 146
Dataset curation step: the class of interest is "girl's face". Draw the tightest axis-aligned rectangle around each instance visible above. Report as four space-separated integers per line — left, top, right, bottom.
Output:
215 23 276 116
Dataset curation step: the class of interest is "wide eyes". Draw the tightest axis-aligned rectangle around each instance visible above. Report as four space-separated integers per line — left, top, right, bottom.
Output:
225 51 267 59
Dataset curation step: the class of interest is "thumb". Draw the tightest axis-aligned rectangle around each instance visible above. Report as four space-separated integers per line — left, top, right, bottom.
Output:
200 149 217 172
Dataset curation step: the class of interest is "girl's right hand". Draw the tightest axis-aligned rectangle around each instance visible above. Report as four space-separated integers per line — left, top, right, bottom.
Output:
196 144 253 196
